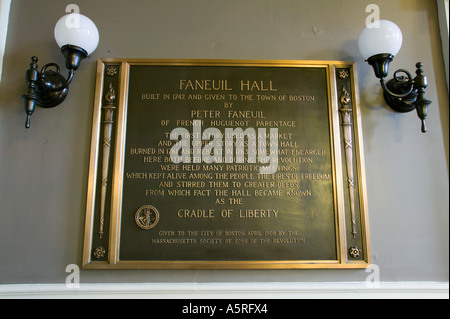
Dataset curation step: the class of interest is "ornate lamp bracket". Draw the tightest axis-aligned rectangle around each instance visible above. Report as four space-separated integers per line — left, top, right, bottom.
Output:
367 55 431 133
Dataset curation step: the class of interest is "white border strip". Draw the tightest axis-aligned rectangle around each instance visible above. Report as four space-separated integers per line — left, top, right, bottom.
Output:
0 282 448 299
0 0 11 82
437 0 449 90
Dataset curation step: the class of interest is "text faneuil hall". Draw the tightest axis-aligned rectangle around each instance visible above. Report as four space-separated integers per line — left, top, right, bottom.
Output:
179 79 277 92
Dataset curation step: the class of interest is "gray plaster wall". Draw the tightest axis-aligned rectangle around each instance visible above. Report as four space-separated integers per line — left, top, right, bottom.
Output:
0 0 448 284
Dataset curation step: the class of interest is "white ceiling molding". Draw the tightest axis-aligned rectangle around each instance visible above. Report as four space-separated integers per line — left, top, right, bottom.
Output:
0 282 448 299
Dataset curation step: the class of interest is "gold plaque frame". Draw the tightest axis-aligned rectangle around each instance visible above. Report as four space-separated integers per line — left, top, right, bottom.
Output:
82 59 371 269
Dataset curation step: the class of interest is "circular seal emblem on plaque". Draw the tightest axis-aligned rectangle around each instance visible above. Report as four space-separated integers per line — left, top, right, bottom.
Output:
135 205 159 230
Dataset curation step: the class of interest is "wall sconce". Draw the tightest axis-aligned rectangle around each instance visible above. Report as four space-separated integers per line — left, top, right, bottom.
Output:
359 20 431 133
21 13 99 128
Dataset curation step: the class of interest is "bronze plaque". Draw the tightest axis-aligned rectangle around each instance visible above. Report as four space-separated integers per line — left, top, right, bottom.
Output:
83 59 371 269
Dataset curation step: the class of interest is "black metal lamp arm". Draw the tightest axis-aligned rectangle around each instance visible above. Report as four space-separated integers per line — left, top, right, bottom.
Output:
39 62 75 92
376 62 431 133
21 54 78 129
379 69 415 98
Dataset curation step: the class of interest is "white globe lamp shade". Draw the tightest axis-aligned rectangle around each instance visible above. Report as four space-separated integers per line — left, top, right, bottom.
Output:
358 20 403 60
54 13 99 56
